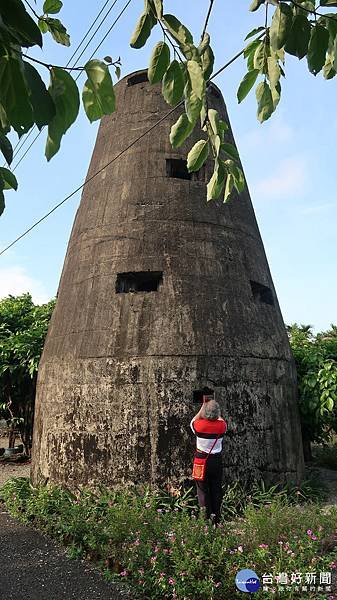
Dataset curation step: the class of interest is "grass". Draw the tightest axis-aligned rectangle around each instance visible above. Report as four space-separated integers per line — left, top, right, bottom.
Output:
0 477 336 599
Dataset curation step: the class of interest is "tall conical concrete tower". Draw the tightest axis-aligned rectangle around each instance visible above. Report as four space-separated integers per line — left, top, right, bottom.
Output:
31 70 304 489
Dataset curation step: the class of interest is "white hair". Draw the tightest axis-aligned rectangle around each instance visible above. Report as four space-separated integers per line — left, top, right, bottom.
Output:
202 400 220 421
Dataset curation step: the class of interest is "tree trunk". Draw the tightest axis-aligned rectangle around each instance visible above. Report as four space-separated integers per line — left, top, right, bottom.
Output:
8 428 16 448
302 438 312 462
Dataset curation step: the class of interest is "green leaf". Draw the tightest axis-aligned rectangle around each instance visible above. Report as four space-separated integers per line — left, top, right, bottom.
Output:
38 18 48 33
0 0 43 47
0 167 18 190
307 24 330 74
221 143 239 161
187 140 209 172
162 14 193 45
46 68 79 161
208 108 220 135
169 113 193 148
187 60 205 100
198 32 210 55
185 87 202 125
153 0 163 18
0 55 33 136
267 56 281 88
237 69 259 103
270 3 293 51
201 45 214 80
250 0 265 11
285 14 311 59
0 134 13 165
207 159 225 201
226 160 245 193
224 173 234 203
0 188 4 216
320 0 337 5
180 43 200 63
130 13 153 48
253 41 268 71
23 62 56 129
256 80 274 122
271 80 281 108
162 60 184 106
42 17 70 46
82 60 116 123
43 0 63 14
115 65 121 79
245 40 263 71
148 41 170 84
245 26 266 40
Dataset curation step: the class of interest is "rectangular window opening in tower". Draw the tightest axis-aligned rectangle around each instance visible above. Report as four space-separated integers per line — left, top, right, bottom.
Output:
127 72 148 86
166 158 205 181
116 271 163 293
193 388 215 404
250 281 274 306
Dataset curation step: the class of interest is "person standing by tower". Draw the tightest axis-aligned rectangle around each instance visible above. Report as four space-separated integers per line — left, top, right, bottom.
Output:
190 391 227 524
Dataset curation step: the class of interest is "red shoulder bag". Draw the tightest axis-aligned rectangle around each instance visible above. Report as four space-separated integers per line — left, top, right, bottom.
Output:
192 435 220 481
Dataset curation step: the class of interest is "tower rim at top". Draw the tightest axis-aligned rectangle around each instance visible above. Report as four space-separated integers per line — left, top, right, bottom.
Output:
117 67 223 98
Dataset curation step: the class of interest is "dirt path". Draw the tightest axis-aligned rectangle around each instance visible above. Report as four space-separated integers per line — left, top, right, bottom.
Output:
0 460 30 487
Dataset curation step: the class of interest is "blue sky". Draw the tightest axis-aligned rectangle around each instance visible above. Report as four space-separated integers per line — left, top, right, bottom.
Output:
0 1 336 332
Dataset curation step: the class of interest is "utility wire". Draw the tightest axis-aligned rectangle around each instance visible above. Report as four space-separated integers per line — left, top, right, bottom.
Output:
8 0 127 169
0 41 255 258
0 104 182 257
9 1 115 165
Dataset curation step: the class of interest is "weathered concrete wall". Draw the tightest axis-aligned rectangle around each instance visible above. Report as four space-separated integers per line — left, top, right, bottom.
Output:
31 70 304 489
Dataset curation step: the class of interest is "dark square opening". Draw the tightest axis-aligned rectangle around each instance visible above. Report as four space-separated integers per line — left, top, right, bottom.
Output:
166 159 206 182
250 281 274 306
166 158 191 180
116 271 163 293
192 387 214 404
127 72 148 86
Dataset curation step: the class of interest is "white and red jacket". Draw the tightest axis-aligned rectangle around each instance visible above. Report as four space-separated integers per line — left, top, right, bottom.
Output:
190 416 227 454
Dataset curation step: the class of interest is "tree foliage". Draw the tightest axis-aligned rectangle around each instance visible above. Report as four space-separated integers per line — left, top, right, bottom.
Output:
1 0 337 214
0 293 55 454
288 323 337 455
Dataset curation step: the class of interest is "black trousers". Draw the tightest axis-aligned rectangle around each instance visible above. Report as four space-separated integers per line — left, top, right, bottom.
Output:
195 452 223 524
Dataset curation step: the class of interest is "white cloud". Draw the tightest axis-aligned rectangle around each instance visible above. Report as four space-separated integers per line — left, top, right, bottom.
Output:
251 156 307 200
0 266 50 304
240 115 294 153
298 202 337 216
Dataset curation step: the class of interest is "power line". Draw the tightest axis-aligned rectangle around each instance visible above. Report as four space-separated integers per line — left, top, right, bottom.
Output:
7 0 129 169
0 42 251 258
0 104 182 257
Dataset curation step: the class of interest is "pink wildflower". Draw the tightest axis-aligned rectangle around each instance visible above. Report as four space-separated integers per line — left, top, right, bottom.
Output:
168 577 176 585
259 544 269 549
311 535 317 541
215 582 221 588
120 570 128 577
329 562 336 569
307 529 313 536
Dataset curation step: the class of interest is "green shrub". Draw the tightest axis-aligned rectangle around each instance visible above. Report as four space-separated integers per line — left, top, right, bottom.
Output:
1 477 336 599
313 443 337 470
